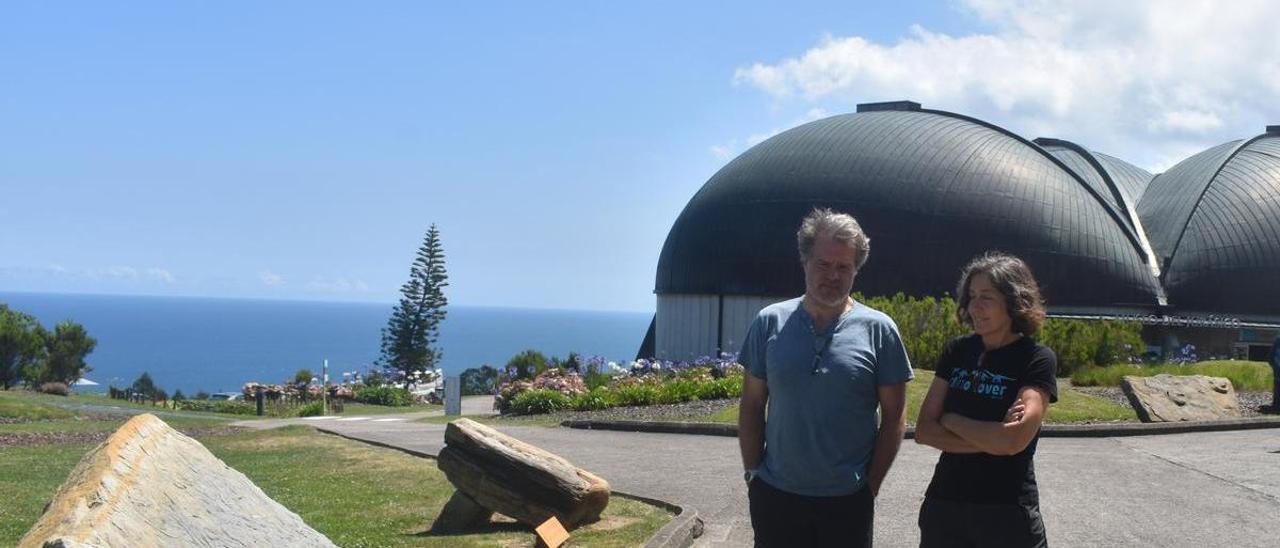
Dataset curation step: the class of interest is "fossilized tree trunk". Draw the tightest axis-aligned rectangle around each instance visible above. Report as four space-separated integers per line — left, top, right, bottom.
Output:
435 418 610 531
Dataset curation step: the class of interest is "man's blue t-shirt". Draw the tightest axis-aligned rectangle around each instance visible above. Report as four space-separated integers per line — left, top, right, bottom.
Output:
740 297 914 497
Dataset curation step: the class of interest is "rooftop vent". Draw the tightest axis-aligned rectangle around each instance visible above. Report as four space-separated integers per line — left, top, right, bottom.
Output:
856 100 922 113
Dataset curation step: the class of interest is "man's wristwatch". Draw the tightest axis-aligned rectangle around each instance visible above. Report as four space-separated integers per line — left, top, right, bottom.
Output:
743 469 757 484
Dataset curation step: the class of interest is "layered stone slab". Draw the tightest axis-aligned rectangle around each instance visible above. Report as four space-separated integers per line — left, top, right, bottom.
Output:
1122 374 1241 422
20 414 335 548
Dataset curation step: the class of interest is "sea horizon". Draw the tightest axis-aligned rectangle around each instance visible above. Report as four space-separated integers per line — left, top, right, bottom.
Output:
1 291 652 395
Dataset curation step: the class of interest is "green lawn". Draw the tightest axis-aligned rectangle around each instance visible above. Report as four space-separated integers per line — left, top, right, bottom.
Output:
1072 360 1273 391
708 369 1134 425
1 422 670 547
4 390 442 421
0 390 76 421
339 401 442 416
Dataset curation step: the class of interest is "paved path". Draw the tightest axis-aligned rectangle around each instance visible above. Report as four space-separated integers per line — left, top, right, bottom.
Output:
294 417 1280 547
230 395 497 430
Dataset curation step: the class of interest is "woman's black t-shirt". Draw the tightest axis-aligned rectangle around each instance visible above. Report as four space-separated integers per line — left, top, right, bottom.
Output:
924 334 1058 505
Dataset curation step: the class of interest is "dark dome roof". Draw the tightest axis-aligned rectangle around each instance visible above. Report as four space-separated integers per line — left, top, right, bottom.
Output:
1137 131 1280 318
656 104 1164 311
1034 137 1154 236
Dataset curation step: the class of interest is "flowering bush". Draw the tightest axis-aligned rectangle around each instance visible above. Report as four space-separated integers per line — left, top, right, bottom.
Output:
495 368 588 413
494 352 745 415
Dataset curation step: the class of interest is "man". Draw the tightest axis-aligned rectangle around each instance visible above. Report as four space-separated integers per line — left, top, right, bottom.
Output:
1269 336 1280 412
738 207 914 547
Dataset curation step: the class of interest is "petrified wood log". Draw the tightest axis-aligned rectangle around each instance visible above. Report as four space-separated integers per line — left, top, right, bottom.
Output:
435 418 610 530
19 414 336 548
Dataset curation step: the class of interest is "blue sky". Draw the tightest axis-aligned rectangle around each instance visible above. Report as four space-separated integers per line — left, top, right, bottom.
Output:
3 1 1276 312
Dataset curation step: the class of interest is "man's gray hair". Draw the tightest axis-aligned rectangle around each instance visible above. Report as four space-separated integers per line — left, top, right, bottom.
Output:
796 207 871 267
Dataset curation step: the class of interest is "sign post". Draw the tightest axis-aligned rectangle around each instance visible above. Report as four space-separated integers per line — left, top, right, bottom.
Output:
445 374 461 416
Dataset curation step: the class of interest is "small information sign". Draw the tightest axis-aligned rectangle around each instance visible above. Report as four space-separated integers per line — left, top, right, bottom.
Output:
534 516 569 548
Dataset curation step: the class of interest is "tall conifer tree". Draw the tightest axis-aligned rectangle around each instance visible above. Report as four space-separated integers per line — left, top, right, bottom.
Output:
380 224 449 388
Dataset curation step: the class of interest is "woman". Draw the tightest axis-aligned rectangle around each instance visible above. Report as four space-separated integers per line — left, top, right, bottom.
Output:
915 252 1058 548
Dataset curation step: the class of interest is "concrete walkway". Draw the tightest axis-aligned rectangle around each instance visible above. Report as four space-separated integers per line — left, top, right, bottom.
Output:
292 415 1280 547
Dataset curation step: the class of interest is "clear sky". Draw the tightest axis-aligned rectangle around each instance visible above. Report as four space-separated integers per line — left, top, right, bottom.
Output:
3 1 1276 312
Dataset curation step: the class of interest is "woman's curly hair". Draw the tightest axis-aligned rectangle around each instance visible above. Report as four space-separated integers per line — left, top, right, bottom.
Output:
955 252 1047 336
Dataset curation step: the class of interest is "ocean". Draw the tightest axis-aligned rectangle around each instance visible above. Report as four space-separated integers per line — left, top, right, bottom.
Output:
0 292 652 395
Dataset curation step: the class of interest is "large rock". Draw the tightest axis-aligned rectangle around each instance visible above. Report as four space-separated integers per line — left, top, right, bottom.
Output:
435 418 610 531
1122 374 1241 422
20 414 335 548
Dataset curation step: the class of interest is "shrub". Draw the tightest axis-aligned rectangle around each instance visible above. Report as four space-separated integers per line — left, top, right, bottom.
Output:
505 349 550 380
656 379 699 404
294 401 325 417
609 383 660 407
570 389 612 411
1072 360 1272 391
856 292 1144 375
38 382 69 396
176 400 257 415
355 385 412 407
584 370 613 391
510 389 570 415
856 292 967 371
494 369 588 413
696 376 743 400
1039 319 1143 375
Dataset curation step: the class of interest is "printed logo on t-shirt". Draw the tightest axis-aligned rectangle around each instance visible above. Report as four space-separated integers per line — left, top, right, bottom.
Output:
947 368 1016 400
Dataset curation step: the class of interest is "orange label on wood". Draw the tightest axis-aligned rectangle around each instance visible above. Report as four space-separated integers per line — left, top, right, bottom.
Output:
534 516 570 548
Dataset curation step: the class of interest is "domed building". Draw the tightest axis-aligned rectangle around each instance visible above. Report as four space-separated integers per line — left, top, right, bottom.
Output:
1137 127 1280 358
647 101 1163 361
641 102 1280 362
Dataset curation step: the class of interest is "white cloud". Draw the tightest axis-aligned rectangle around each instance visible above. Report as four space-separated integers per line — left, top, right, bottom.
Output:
0 264 175 284
258 270 285 286
731 0 1280 171
145 268 175 283
306 277 370 293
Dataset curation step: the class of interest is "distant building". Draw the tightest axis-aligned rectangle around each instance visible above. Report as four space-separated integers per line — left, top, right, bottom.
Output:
640 102 1280 362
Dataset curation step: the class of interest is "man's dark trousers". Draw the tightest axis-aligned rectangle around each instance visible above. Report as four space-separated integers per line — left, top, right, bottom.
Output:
748 477 873 547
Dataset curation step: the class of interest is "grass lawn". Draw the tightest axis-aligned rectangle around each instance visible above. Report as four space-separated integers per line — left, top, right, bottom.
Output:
1071 360 1273 391
0 390 76 421
707 369 1134 425
339 401 442 416
1 422 671 547
7 390 442 421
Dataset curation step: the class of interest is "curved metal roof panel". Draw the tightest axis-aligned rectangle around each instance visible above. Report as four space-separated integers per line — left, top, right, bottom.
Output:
656 109 1164 310
1159 135 1280 317
1035 140 1136 235
1137 140 1241 265
1094 151 1153 206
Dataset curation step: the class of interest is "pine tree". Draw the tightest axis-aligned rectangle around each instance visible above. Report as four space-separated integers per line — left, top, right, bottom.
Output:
380 224 449 388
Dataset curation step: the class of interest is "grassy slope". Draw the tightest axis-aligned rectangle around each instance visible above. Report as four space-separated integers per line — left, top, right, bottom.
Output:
0 390 76 421
0 424 670 547
1072 360 1273 391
